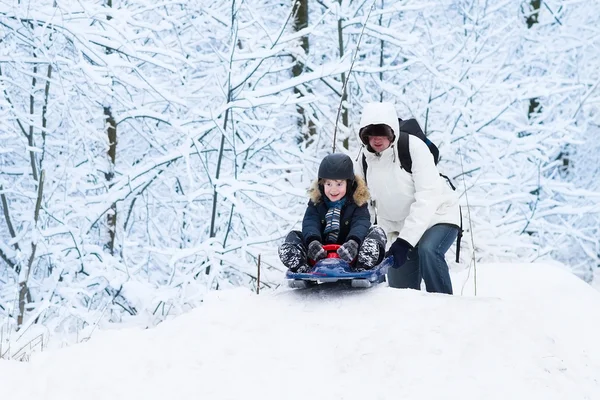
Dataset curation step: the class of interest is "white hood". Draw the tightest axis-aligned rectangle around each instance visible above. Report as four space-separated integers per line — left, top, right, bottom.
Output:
358 102 401 145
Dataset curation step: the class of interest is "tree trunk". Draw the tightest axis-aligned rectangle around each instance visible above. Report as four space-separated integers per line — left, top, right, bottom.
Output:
104 107 117 255
18 170 45 328
104 0 117 254
28 55 39 182
526 0 542 120
207 1 239 275
1 185 20 272
337 4 349 149
292 0 316 145
40 64 52 173
525 0 541 28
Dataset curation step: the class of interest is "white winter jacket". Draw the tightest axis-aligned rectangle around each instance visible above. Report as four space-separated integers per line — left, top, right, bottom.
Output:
356 103 461 247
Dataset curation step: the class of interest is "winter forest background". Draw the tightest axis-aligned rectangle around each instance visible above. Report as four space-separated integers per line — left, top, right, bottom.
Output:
0 0 599 354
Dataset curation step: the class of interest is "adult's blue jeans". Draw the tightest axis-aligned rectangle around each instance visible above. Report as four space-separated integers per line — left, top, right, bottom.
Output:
387 224 457 294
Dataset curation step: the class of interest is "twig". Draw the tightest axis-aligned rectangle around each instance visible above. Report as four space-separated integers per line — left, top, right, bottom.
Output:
0 184 20 256
543 3 563 25
457 144 477 296
256 254 261 295
332 1 376 153
0 247 16 271
521 163 541 234
0 65 30 143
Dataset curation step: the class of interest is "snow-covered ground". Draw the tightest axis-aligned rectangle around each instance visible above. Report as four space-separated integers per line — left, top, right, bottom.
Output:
1 263 600 400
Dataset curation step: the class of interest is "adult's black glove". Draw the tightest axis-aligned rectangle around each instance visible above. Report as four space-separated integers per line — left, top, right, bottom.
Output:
388 238 412 268
307 240 327 261
337 240 359 263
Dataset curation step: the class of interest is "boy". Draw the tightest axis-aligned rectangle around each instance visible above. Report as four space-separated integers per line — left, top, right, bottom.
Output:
279 153 386 272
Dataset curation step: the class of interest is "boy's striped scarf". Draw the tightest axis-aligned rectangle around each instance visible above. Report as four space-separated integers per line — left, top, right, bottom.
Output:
323 198 346 243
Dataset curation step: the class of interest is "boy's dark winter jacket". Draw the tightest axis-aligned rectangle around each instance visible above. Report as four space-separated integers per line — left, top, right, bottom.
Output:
302 175 371 246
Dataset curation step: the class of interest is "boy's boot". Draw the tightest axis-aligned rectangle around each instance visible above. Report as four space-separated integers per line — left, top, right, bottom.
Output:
278 242 309 272
356 226 387 270
356 238 381 270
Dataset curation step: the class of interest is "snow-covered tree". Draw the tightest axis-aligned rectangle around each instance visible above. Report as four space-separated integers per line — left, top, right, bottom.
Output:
1 0 598 352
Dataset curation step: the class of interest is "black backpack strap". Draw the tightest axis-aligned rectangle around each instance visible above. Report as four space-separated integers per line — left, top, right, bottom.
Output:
396 118 426 173
455 207 463 263
397 118 440 169
439 173 456 191
396 130 411 173
361 153 368 186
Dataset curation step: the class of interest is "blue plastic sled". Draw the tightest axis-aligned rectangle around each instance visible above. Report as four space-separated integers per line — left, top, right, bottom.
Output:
285 244 393 289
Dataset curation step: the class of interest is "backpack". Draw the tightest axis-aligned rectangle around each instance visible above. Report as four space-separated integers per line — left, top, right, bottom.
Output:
361 118 463 262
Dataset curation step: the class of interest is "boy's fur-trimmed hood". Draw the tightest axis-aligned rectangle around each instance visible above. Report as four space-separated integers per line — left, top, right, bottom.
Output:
307 175 370 207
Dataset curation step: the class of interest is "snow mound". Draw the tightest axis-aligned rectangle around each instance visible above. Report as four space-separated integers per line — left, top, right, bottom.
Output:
1 263 600 400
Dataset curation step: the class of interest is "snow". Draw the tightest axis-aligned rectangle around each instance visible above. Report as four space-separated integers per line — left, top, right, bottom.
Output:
2 262 600 400
2 0 599 342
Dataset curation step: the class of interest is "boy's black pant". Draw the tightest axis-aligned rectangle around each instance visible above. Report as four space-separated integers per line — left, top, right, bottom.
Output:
279 226 387 271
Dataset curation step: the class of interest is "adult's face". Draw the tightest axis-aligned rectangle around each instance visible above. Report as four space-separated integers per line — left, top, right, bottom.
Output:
368 136 391 153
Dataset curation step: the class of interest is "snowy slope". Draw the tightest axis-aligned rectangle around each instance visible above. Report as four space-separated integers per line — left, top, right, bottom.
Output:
1 263 600 400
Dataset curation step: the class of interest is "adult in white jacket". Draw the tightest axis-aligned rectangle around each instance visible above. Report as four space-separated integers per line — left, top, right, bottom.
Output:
357 102 461 294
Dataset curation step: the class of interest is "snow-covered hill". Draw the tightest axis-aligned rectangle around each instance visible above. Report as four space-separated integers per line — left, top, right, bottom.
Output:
2 263 600 400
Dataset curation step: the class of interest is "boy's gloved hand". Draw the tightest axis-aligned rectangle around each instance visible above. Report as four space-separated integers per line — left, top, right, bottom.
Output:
387 238 412 268
307 240 327 261
337 240 359 263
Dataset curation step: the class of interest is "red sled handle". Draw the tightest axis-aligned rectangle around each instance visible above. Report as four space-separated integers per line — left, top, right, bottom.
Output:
308 244 340 266
322 244 340 257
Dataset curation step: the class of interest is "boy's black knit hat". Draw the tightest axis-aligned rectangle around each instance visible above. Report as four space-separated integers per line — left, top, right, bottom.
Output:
318 153 354 181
